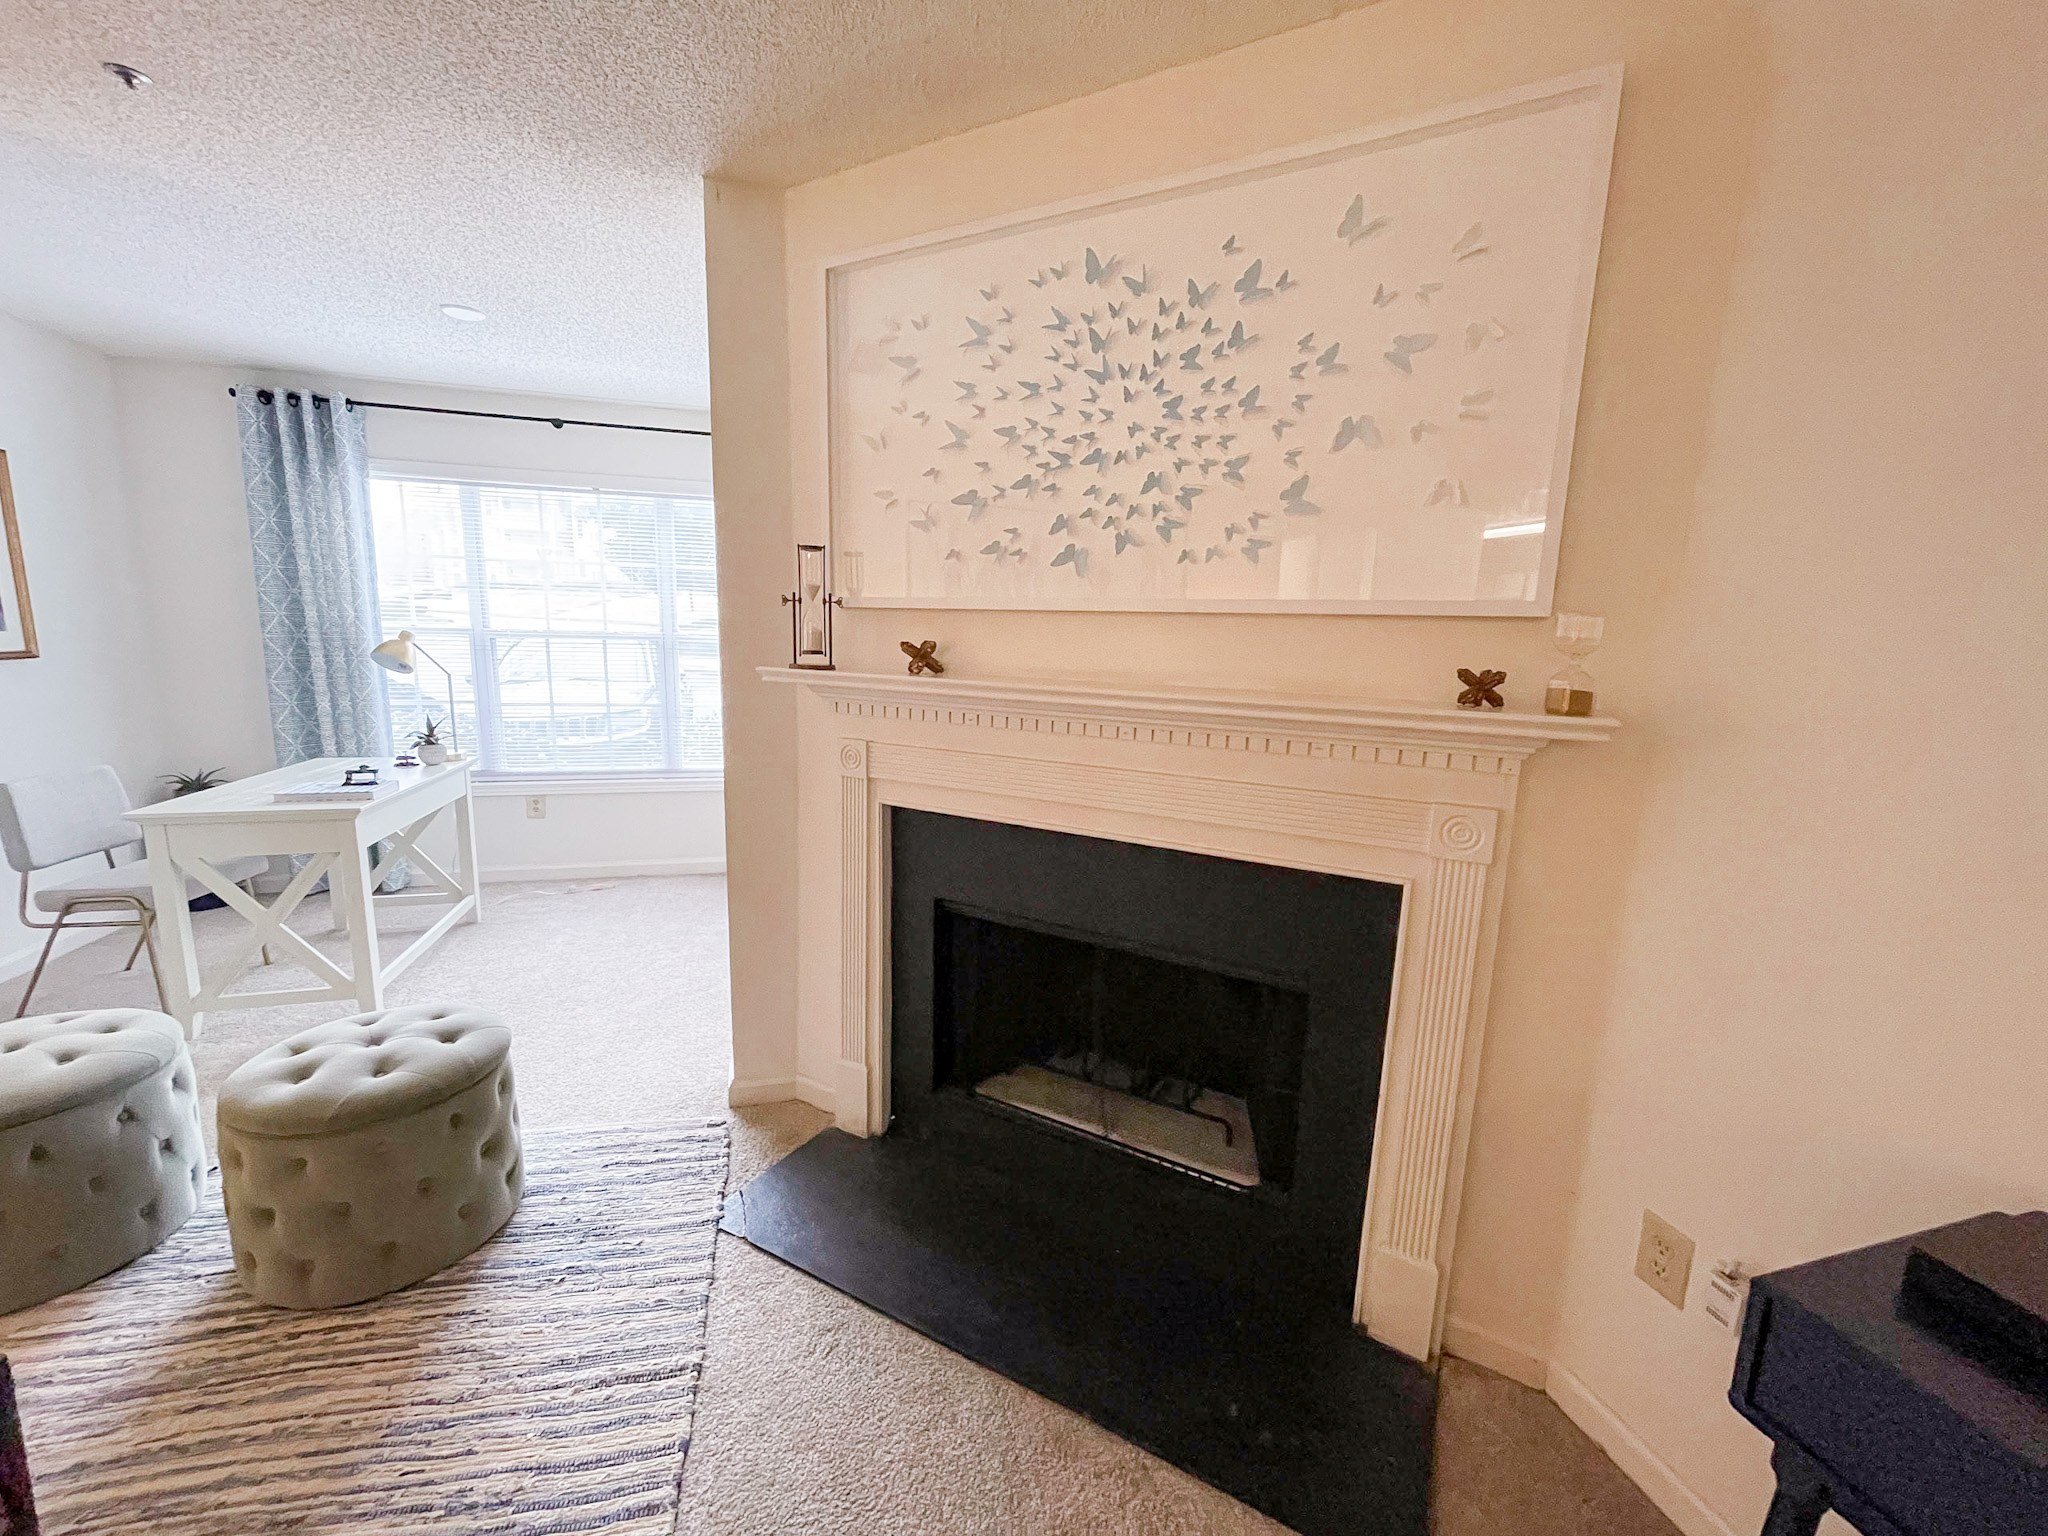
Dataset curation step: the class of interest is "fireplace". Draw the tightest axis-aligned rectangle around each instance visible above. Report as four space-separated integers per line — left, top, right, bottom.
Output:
892 809 1402 1304
729 807 1436 1536
734 666 1615 1534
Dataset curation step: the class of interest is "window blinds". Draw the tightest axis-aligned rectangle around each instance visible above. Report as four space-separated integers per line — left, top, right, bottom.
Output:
369 474 721 777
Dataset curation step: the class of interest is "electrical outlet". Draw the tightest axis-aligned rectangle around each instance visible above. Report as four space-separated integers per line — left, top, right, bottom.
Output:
1634 1210 1695 1309
524 795 547 819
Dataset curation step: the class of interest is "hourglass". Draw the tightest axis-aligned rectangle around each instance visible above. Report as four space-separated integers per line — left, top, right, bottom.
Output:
1545 612 1604 717
782 543 841 669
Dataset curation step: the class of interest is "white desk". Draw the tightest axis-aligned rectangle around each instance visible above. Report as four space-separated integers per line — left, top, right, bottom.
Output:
126 757 481 1038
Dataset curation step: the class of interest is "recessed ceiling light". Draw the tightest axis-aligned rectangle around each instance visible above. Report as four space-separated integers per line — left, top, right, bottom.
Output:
439 304 486 323
102 62 153 90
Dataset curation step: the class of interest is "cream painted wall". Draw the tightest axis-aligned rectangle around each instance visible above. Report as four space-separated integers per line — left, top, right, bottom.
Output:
110 359 726 881
703 2 2048 1530
1543 6 2048 1531
111 360 271 777
0 314 171 974
704 180 803 1097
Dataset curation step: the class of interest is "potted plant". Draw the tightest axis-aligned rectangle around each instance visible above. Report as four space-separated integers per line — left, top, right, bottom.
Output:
410 717 450 766
161 767 228 797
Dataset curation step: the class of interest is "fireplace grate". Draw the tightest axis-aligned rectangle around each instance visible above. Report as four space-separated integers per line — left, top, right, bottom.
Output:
975 1060 1260 1187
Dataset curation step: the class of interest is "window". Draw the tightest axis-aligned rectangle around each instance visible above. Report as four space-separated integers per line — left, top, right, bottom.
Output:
369 473 721 779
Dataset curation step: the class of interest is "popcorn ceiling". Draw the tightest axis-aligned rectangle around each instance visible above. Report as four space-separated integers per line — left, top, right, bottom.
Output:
0 0 1366 407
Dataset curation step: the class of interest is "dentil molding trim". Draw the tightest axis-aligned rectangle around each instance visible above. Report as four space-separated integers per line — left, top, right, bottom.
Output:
770 664 1617 1366
762 668 1615 772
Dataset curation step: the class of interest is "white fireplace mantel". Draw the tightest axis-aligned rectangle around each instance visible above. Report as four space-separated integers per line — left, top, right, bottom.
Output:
763 668 1616 756
762 664 1615 1363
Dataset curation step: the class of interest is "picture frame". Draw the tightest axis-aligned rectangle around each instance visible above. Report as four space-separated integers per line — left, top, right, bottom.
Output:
0 452 37 661
823 67 1621 615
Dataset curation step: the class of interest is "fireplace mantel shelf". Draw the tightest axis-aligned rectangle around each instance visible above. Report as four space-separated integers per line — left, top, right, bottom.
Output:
760 666 1617 754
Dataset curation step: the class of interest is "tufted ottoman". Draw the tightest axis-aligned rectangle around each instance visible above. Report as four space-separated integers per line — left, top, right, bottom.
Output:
0 1010 206 1315
215 1004 522 1309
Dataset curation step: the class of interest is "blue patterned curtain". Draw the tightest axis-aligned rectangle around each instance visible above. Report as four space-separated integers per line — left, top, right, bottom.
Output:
237 389 389 764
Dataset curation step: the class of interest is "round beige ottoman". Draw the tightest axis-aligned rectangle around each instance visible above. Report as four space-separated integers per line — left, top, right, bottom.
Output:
216 1004 522 1309
0 1009 205 1315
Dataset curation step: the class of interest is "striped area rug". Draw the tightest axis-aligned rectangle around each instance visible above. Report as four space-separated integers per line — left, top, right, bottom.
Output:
0 1123 728 1535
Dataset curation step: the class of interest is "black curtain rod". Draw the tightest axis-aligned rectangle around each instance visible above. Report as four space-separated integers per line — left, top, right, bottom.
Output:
226 386 709 438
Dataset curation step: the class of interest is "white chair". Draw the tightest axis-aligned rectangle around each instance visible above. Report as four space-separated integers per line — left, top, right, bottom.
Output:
0 767 269 1019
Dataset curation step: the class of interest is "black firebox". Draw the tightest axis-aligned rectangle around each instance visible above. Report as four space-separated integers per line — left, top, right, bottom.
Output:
893 809 1401 1305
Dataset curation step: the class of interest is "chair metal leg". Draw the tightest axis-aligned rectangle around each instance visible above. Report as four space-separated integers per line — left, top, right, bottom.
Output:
122 924 149 972
135 909 169 1013
12 907 74 1019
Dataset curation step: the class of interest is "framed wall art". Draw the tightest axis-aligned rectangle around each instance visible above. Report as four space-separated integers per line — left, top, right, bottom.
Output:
825 67 1621 615
0 451 36 660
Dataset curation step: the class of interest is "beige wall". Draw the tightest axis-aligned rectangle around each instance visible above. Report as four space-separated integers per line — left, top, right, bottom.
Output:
1542 5 2048 1530
710 2 2047 1529
705 180 804 1095
0 314 169 976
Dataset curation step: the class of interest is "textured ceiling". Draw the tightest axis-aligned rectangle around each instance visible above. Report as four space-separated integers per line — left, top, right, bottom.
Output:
0 1 1367 409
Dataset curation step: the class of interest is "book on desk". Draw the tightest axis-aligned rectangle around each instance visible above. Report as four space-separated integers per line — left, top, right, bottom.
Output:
271 774 402 805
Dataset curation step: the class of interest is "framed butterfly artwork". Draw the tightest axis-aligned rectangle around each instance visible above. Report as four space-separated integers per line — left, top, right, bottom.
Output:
822 67 1621 615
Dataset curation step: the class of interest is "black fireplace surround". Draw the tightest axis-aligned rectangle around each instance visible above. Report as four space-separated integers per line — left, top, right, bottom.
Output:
894 809 1401 1304
727 810 1436 1535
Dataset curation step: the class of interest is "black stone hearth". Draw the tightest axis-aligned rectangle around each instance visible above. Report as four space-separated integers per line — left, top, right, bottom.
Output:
726 812 1434 1535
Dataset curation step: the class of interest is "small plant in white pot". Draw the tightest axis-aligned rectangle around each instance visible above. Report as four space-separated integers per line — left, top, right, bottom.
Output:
409 717 451 766
161 767 229 797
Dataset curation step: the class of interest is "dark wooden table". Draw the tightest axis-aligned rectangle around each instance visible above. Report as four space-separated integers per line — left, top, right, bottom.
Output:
1730 1222 2048 1535
0 1357 37 1536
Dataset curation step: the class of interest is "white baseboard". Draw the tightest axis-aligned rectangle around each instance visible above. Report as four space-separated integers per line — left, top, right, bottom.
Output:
1441 1315 1548 1391
727 1074 837 1114
1545 1364 1735 1536
481 857 726 882
0 925 117 986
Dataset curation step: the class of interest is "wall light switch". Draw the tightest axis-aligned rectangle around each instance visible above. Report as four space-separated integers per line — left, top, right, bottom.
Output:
525 795 547 819
1634 1210 1695 1309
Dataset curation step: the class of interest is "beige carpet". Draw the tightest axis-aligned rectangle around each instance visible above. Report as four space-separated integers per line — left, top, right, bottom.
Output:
6 876 1679 1535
